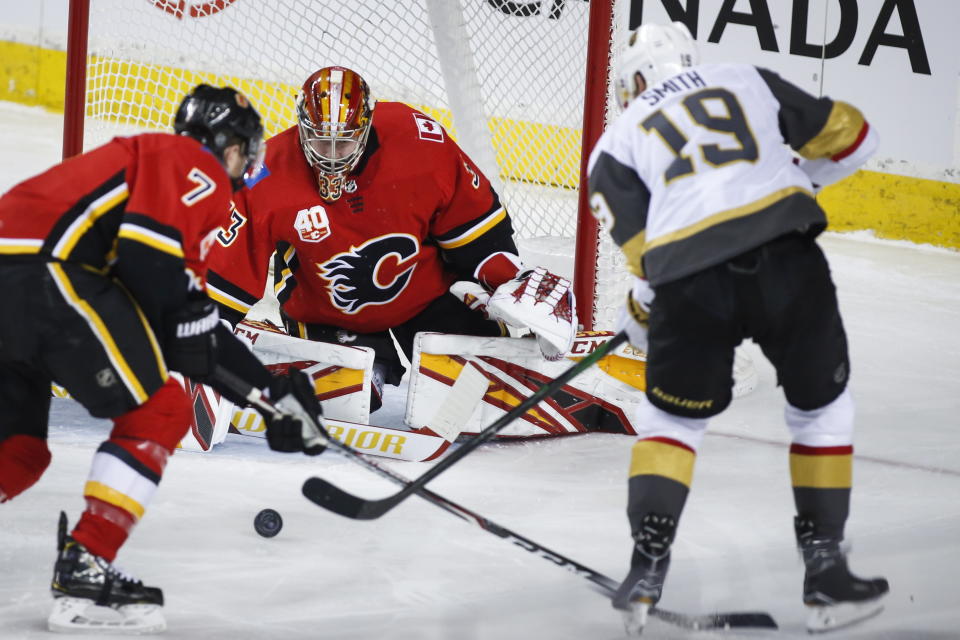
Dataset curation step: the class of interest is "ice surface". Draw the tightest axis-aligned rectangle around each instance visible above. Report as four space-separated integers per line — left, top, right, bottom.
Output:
1 103 958 639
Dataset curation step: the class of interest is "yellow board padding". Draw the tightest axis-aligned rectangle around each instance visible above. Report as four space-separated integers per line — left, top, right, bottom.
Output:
84 56 300 139
789 451 852 489
0 41 67 110
2 41 583 188
489 116 582 188
1 40 957 248
820 169 960 249
629 438 696 488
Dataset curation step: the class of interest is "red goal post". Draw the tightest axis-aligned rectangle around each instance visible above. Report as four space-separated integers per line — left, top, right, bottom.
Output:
63 0 630 330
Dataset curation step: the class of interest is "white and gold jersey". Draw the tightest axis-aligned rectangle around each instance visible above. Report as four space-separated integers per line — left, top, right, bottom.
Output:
588 63 874 286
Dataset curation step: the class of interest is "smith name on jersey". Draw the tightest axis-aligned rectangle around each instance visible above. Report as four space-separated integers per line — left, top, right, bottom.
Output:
207 101 515 333
588 63 871 286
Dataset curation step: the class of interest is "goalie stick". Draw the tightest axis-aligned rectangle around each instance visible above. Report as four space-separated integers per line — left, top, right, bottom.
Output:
302 477 777 631
304 331 629 520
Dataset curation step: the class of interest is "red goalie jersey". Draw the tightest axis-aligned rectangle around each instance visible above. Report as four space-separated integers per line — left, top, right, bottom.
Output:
207 101 518 333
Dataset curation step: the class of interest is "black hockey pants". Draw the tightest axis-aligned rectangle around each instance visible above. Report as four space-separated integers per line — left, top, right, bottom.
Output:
644 232 849 418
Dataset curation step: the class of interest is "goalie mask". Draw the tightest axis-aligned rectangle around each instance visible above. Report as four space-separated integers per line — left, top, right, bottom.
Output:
297 67 373 202
174 84 265 191
615 22 698 110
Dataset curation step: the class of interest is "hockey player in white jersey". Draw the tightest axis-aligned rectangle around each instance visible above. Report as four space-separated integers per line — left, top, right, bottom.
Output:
587 22 888 634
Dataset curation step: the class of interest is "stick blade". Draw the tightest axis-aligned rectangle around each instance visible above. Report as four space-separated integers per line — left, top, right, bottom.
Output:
302 476 399 520
651 608 778 630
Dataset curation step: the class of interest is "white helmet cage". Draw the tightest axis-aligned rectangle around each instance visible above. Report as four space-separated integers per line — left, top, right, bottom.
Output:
615 21 699 109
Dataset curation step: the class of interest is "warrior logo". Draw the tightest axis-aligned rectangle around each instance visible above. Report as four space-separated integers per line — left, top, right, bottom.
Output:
319 234 419 314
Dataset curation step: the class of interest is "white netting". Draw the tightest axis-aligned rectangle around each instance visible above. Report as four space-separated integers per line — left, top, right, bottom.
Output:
80 0 632 329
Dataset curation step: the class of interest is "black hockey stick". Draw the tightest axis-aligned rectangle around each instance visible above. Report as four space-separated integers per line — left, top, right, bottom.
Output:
213 365 775 631
303 475 777 631
302 331 629 520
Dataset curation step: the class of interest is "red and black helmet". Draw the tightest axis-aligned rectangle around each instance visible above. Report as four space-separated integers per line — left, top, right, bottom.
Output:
296 67 373 201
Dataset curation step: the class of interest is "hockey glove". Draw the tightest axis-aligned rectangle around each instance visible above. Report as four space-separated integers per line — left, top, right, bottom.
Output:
263 368 327 456
163 298 220 378
449 280 494 320
618 277 654 353
486 267 577 361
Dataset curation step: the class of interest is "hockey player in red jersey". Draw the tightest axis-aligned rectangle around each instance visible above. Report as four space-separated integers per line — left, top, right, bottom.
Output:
207 67 575 410
588 23 888 634
0 85 325 634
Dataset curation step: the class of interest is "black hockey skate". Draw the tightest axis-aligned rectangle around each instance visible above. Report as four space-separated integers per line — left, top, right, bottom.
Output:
48 511 165 634
612 513 676 635
795 517 888 633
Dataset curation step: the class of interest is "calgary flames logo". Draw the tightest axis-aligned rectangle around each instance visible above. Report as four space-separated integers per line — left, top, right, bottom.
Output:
319 234 419 314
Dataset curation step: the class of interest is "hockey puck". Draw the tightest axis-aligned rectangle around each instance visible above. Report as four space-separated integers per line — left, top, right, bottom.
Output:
253 508 283 538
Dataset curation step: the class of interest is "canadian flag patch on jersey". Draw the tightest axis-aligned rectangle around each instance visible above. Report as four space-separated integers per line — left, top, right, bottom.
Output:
413 113 444 143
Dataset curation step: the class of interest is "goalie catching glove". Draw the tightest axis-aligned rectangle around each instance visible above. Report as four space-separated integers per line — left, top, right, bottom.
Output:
451 266 576 361
262 368 327 455
618 276 654 353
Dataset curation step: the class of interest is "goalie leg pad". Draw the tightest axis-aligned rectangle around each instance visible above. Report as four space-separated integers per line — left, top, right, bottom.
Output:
179 322 377 451
407 331 648 438
279 319 404 385
235 320 376 425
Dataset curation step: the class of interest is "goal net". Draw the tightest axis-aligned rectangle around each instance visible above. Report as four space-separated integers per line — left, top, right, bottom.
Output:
68 0 633 329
